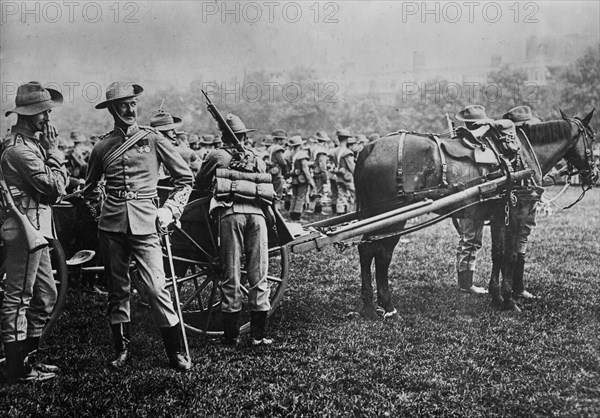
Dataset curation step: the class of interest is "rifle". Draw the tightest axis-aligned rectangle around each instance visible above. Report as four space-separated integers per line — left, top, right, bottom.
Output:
201 90 245 153
0 176 48 253
445 113 457 138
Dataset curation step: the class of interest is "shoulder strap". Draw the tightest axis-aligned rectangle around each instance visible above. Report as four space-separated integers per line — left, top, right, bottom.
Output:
102 128 150 170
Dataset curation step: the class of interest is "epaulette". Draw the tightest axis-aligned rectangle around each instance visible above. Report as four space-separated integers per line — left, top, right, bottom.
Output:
140 125 160 134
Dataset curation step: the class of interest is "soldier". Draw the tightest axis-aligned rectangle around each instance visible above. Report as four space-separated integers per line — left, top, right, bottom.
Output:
188 134 200 151
354 134 368 157
1 81 68 383
332 129 356 214
194 114 274 346
267 129 289 211
311 131 331 214
452 105 492 294
150 111 201 174
287 136 316 221
502 105 543 299
197 135 217 161
83 81 193 371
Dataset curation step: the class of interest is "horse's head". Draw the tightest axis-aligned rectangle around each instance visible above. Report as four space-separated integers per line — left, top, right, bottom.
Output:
559 108 598 187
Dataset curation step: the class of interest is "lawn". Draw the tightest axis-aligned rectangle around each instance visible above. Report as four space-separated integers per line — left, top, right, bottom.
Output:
1 185 599 417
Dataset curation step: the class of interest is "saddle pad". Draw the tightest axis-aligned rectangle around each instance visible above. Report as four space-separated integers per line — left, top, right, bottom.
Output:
440 139 473 159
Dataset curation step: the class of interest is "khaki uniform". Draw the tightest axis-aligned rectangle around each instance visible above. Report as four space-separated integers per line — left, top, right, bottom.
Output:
1 126 68 343
290 149 315 218
83 123 193 327
311 145 329 212
332 146 356 213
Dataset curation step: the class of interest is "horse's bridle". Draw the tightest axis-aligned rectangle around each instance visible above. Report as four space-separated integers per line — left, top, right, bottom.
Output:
559 118 597 209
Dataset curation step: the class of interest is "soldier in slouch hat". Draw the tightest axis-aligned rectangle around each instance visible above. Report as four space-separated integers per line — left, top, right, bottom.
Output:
83 81 193 371
1 81 68 383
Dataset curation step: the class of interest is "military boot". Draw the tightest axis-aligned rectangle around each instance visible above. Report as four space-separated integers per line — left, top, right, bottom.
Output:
160 324 192 371
4 341 56 384
221 312 240 346
25 336 60 373
513 253 536 298
110 323 131 369
250 311 273 346
458 270 486 294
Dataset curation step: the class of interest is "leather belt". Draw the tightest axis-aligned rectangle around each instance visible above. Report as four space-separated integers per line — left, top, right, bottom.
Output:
107 190 158 200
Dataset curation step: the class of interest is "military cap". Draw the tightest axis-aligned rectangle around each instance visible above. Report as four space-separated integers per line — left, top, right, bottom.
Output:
315 131 331 142
199 134 214 145
5 81 63 117
188 134 199 144
336 128 353 138
96 81 143 109
347 136 358 145
150 111 183 131
455 105 491 123
287 135 304 147
502 105 542 126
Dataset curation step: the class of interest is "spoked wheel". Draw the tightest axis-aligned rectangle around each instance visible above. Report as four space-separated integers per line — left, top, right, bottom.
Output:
0 239 68 354
163 197 291 337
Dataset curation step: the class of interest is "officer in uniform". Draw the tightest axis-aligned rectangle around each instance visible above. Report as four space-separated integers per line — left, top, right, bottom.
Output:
267 129 289 211
502 105 543 299
83 81 193 371
194 114 274 346
311 131 331 214
288 135 316 221
332 129 356 214
1 81 68 383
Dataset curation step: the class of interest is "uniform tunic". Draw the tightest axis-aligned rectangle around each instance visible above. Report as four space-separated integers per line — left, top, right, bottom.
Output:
290 149 316 215
1 124 67 343
83 123 193 326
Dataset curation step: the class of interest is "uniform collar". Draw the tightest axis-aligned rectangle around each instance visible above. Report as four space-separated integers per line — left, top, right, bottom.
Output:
11 121 39 139
114 122 140 137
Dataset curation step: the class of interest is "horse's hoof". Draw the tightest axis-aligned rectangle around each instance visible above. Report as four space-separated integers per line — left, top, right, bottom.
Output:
501 300 522 313
359 306 379 320
383 309 398 320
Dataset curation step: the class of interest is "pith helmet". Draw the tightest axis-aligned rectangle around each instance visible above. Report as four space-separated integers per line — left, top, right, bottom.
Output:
502 105 542 126
455 105 491 123
95 81 143 110
226 114 256 133
5 81 63 117
150 111 183 131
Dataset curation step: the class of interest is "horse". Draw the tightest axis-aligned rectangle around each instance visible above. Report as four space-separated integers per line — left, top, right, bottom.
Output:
354 109 596 317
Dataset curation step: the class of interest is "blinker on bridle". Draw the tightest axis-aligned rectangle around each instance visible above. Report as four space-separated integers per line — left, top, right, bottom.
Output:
561 118 597 209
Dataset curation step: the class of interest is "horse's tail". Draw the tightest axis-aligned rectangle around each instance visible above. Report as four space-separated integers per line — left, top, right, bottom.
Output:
354 141 376 213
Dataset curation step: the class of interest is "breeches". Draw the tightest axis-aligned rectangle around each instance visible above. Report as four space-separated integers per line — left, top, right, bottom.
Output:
291 183 310 213
1 241 56 343
454 218 485 272
98 230 179 328
219 214 270 313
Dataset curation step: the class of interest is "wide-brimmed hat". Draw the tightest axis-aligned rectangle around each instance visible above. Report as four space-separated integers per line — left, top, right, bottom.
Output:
70 131 88 143
199 134 215 145
455 105 491 123
226 114 256 134
347 136 358 145
58 137 75 149
188 134 199 144
502 105 542 126
336 128 353 138
315 131 331 142
5 81 63 117
355 134 368 144
95 81 143 110
271 129 287 140
150 111 182 131
287 135 304 147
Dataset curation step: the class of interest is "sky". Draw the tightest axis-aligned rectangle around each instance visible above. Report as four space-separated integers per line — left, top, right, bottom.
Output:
1 0 599 98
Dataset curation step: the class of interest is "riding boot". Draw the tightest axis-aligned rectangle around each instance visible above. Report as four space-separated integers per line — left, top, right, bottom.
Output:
221 312 240 346
110 323 131 369
25 336 60 373
512 253 526 294
250 311 273 346
458 270 474 289
159 324 192 371
4 341 55 384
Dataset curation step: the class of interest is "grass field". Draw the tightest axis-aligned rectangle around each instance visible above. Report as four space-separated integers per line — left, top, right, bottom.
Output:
1 186 599 417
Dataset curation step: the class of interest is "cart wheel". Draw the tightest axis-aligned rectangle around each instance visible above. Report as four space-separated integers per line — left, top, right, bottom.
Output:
167 244 290 337
0 239 68 356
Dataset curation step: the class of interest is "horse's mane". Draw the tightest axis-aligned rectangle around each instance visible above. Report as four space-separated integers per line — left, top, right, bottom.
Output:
522 120 572 144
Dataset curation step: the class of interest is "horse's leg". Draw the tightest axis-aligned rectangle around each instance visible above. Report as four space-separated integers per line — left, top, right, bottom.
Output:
374 234 402 318
358 240 378 319
489 215 504 307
